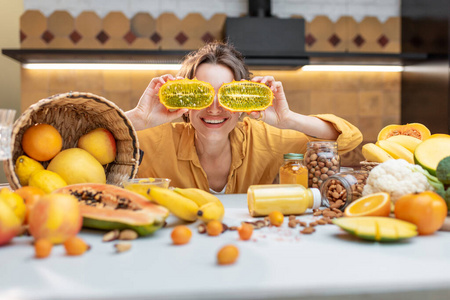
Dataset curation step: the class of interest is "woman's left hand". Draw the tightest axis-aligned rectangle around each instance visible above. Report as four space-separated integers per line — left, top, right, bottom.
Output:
248 76 292 128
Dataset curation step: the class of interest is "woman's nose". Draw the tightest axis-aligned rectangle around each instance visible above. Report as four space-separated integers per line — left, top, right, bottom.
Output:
206 96 223 113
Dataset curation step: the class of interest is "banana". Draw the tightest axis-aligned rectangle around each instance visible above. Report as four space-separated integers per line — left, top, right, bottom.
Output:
197 201 225 223
173 188 221 207
362 143 393 163
149 186 199 222
385 135 422 153
376 140 414 164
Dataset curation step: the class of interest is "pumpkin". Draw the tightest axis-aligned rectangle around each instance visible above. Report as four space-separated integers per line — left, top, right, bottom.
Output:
377 123 431 141
394 191 447 235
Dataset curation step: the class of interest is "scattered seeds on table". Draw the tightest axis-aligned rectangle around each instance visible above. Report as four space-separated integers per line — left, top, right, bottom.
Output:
115 242 132 253
103 229 120 242
119 229 138 240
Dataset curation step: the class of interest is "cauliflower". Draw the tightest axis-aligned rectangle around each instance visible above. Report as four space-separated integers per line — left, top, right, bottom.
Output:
362 159 433 203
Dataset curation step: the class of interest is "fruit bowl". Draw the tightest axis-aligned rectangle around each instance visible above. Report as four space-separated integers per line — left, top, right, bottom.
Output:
3 92 140 190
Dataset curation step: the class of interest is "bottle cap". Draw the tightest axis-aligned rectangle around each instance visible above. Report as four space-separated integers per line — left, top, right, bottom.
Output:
310 188 322 210
284 153 303 160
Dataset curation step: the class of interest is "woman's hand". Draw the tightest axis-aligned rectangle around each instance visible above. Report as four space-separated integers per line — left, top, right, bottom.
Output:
125 74 188 131
249 76 339 139
248 76 292 128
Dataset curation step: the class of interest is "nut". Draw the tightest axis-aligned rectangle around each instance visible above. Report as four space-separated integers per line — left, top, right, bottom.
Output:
198 223 207 234
119 229 138 240
323 211 337 218
288 219 297 228
317 219 327 225
103 229 120 242
309 221 318 227
298 221 307 227
221 223 229 233
229 226 238 231
114 242 132 253
255 220 266 229
300 227 316 234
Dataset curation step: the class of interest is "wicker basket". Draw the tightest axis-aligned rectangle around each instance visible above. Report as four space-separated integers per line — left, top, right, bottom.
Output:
3 92 140 190
360 161 380 172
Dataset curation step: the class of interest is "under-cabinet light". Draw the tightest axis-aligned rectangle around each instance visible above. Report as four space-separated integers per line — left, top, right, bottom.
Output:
22 63 183 70
301 65 404 72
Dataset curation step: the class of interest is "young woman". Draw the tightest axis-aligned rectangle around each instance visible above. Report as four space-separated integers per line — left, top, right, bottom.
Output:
125 42 362 194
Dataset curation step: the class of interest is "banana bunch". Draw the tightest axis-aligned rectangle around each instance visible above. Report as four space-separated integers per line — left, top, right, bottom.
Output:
149 187 225 223
362 135 422 164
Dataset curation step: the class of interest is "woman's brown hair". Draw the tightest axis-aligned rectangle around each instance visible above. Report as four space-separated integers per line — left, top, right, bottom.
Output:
178 41 251 80
178 41 251 122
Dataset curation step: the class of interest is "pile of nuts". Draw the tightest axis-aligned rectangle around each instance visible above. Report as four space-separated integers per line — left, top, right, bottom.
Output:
322 171 369 210
305 142 340 189
102 229 138 253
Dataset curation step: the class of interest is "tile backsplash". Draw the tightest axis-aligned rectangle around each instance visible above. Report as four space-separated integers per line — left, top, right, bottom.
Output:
20 11 400 53
23 0 400 21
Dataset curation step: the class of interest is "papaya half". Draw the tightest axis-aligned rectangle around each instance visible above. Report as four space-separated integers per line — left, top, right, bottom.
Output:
377 123 431 141
53 183 169 236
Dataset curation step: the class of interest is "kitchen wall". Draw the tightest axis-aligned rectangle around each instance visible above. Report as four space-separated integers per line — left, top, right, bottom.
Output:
24 0 400 21
0 0 23 183
11 1 403 175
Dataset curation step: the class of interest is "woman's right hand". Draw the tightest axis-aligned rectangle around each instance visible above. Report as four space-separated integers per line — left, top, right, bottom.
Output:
125 74 188 131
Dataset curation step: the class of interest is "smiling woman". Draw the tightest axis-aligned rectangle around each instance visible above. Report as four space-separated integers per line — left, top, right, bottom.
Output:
125 41 363 194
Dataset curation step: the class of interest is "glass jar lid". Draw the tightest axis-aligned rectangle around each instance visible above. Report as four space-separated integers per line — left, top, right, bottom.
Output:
284 153 304 160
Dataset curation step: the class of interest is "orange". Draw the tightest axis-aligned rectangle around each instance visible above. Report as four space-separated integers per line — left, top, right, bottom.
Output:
34 238 53 259
269 211 284 227
394 191 447 235
171 225 192 245
217 245 239 265
206 220 223 236
15 186 46 224
237 222 253 241
344 192 391 217
64 236 90 256
21 124 63 161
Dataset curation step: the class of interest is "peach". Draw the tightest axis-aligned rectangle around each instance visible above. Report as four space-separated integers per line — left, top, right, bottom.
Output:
29 193 82 244
0 201 22 246
77 128 116 165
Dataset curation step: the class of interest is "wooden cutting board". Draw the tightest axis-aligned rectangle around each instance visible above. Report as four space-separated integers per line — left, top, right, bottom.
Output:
440 216 450 231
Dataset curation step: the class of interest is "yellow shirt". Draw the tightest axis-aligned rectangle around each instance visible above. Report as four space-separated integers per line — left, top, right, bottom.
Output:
136 115 362 194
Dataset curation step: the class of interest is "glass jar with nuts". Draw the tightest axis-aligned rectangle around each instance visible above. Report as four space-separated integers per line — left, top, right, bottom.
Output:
319 170 369 211
305 141 340 189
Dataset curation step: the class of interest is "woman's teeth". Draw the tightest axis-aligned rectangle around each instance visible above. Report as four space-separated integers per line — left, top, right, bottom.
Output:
203 119 226 124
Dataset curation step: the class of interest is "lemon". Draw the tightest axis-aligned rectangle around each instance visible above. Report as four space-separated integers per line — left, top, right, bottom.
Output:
15 155 45 186
28 170 67 194
0 188 26 224
344 192 391 217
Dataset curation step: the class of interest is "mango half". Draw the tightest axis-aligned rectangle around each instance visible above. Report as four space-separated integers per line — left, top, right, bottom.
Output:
333 217 417 242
